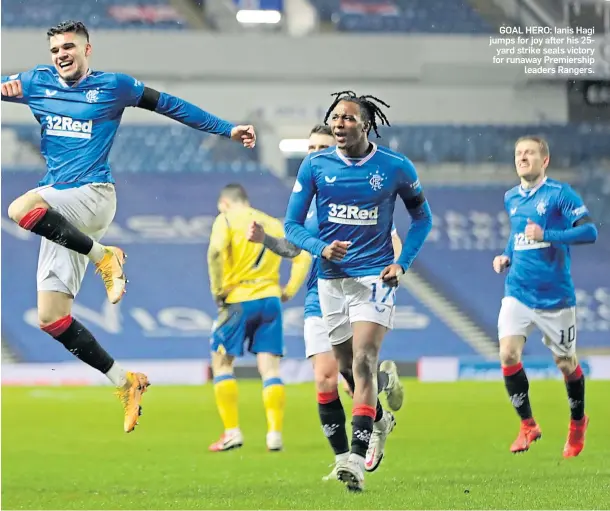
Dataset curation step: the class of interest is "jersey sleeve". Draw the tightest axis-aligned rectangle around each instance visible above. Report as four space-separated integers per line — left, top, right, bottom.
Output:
114 73 145 108
558 184 590 225
1 69 36 104
395 158 433 271
284 157 327 257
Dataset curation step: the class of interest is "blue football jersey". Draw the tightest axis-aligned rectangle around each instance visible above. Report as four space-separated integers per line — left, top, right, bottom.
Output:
302 199 399 319
285 144 419 279
2 66 146 189
503 177 590 309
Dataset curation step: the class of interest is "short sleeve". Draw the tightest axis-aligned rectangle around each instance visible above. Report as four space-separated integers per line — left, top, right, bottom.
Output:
114 73 145 108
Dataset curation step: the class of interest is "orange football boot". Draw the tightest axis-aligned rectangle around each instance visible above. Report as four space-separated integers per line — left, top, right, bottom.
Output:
563 416 589 458
115 371 150 433
510 419 542 453
95 246 127 304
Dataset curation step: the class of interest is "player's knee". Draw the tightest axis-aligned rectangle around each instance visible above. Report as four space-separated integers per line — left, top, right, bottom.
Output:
257 353 281 380
352 349 377 383
38 312 67 333
499 339 522 366
314 362 339 393
211 352 234 376
554 355 578 376
8 194 47 224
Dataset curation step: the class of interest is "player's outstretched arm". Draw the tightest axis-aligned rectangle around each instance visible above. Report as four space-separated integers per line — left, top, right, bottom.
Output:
395 162 433 272
123 75 255 147
246 221 302 258
284 157 327 257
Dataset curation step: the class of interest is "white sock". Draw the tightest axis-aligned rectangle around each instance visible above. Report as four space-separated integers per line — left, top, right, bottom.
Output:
335 452 349 464
87 241 106 264
105 362 128 387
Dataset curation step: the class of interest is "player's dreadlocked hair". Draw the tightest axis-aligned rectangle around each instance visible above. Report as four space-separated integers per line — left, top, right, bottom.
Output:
47 20 90 42
323 91 391 138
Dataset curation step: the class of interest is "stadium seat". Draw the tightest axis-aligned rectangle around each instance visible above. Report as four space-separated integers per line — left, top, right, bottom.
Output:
2 0 187 29
308 0 494 34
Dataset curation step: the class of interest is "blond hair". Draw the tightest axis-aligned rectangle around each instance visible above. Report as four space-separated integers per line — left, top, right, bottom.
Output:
515 136 550 158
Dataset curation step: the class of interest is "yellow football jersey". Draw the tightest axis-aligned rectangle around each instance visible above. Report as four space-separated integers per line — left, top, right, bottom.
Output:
207 206 310 304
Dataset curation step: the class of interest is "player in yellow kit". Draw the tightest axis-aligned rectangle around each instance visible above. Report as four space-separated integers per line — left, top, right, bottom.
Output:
207 183 311 452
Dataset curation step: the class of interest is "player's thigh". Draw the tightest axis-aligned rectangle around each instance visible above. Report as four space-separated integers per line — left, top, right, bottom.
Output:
535 307 578 358
318 278 352 345
36 184 117 234
347 275 396 332
250 297 284 357
210 303 247 357
498 297 535 342
37 290 74 327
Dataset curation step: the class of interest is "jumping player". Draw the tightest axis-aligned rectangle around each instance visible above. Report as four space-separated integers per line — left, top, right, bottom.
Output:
493 136 597 457
1 20 256 433
207 184 311 452
284 92 433 491
247 124 405 480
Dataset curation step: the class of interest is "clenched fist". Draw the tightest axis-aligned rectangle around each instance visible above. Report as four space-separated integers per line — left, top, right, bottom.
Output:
230 125 256 149
1 80 23 98
525 218 544 242
493 255 511 273
246 221 265 244
321 240 350 262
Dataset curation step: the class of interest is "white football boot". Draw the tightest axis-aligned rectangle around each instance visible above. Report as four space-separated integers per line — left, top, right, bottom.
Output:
380 360 405 411
365 410 396 472
336 454 365 492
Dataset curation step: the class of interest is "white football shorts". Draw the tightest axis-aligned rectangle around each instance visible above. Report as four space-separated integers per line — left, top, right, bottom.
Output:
304 316 333 358
318 275 396 345
32 183 117 297
498 296 577 357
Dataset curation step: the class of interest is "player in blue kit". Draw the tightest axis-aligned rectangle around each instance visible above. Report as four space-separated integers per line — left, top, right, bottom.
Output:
283 92 433 491
1 20 256 433
493 136 597 458
247 124 405 480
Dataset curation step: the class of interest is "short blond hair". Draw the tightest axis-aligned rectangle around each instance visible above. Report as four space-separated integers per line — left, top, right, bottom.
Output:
515 136 550 158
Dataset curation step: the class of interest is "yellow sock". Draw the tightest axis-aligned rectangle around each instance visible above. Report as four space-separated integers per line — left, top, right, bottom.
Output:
262 378 285 433
213 375 239 431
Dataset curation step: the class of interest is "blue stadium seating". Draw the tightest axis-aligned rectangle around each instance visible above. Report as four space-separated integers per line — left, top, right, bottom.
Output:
378 124 610 167
2 0 187 29
6 123 609 174
5 125 262 173
309 0 494 34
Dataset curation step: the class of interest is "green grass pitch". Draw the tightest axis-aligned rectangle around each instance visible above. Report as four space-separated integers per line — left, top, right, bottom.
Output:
2 379 609 509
